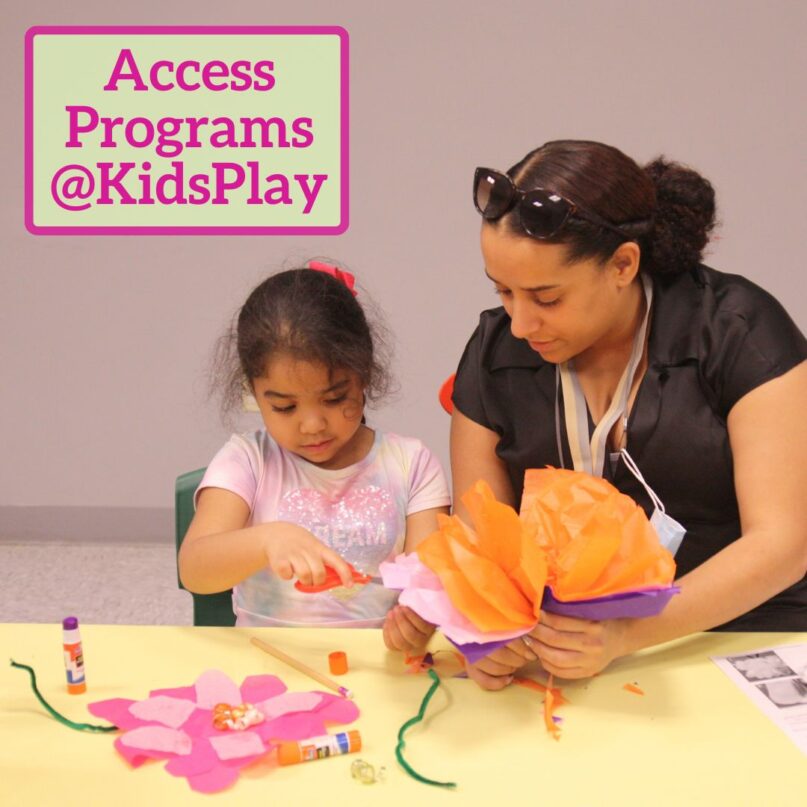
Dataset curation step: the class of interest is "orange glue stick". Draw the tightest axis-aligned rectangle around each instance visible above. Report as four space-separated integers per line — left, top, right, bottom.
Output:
62 616 86 694
278 730 361 765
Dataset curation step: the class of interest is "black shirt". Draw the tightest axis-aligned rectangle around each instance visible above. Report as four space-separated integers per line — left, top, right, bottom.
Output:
453 265 807 630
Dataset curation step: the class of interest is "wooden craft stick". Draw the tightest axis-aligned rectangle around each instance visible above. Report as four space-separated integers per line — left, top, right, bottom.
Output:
250 637 353 699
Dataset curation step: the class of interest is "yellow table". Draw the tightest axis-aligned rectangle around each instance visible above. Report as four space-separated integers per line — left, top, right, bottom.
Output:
1 625 805 805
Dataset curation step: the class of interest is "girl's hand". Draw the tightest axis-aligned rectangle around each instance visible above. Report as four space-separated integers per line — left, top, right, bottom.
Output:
528 611 630 679
465 635 539 690
262 523 354 588
382 605 436 652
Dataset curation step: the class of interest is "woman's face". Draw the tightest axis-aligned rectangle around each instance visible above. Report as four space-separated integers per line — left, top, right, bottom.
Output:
480 224 638 365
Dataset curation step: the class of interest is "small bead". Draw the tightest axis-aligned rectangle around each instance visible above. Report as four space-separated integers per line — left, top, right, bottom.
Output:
351 759 382 784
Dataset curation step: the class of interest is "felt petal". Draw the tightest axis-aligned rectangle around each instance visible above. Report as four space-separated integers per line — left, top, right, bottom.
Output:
257 713 327 741
129 696 197 729
312 694 361 724
167 737 267 775
239 674 287 704
113 734 174 767
209 731 267 761
87 698 142 729
255 691 323 720
165 739 219 777
178 708 217 739
120 726 193 755
221 753 268 769
194 670 241 709
148 685 196 701
187 766 241 794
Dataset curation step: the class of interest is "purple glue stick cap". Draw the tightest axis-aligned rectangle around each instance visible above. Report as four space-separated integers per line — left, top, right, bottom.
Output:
62 616 78 630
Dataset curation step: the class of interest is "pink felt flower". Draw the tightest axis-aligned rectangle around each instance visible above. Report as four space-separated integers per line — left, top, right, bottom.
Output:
88 669 360 793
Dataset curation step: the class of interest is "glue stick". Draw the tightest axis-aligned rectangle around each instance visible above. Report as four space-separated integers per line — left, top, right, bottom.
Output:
62 616 86 694
277 730 361 765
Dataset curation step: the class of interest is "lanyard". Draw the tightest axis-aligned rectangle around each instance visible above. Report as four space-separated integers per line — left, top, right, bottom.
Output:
555 274 653 477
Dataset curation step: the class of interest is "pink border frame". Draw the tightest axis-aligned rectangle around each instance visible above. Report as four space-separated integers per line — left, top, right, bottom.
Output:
24 26 349 236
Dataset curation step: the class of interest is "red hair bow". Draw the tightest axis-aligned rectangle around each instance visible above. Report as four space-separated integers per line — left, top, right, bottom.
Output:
307 260 358 296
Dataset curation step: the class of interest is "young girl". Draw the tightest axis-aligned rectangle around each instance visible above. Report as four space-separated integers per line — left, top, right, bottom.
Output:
179 262 450 647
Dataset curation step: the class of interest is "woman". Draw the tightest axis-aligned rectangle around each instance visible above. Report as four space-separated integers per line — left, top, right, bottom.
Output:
451 140 807 689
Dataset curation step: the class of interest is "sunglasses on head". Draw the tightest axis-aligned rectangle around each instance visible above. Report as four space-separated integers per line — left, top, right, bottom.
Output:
473 167 636 242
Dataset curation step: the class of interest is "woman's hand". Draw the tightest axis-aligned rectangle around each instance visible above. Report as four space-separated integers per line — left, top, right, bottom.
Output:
382 605 436 652
465 635 539 690
262 522 354 588
528 612 630 679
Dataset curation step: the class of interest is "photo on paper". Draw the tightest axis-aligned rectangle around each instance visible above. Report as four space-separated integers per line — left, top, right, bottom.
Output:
756 678 807 709
726 650 796 682
712 643 807 756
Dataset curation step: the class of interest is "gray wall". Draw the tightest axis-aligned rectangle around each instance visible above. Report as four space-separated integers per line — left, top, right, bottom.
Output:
3 1 805 538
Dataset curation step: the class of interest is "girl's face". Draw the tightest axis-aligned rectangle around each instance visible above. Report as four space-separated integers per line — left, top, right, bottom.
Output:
251 354 368 470
480 224 639 365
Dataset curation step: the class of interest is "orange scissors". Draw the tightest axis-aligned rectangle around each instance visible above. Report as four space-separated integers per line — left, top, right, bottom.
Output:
294 564 382 594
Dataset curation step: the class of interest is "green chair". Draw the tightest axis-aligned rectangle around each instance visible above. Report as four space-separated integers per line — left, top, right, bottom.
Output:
175 468 236 626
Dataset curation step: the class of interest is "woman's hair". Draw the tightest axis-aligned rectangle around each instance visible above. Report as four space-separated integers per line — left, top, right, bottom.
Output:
499 139 717 276
213 266 393 418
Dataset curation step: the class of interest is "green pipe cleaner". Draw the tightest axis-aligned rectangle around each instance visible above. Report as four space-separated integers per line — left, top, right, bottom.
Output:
10 660 118 733
395 668 457 789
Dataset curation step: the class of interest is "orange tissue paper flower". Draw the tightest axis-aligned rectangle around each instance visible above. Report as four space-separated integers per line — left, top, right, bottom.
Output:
415 471 676 634
520 468 675 601
415 481 547 632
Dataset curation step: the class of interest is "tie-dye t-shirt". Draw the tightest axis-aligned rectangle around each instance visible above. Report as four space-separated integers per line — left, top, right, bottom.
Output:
195 429 450 627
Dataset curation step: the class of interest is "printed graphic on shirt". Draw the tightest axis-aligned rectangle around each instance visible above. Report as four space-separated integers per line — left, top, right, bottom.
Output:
278 485 400 602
